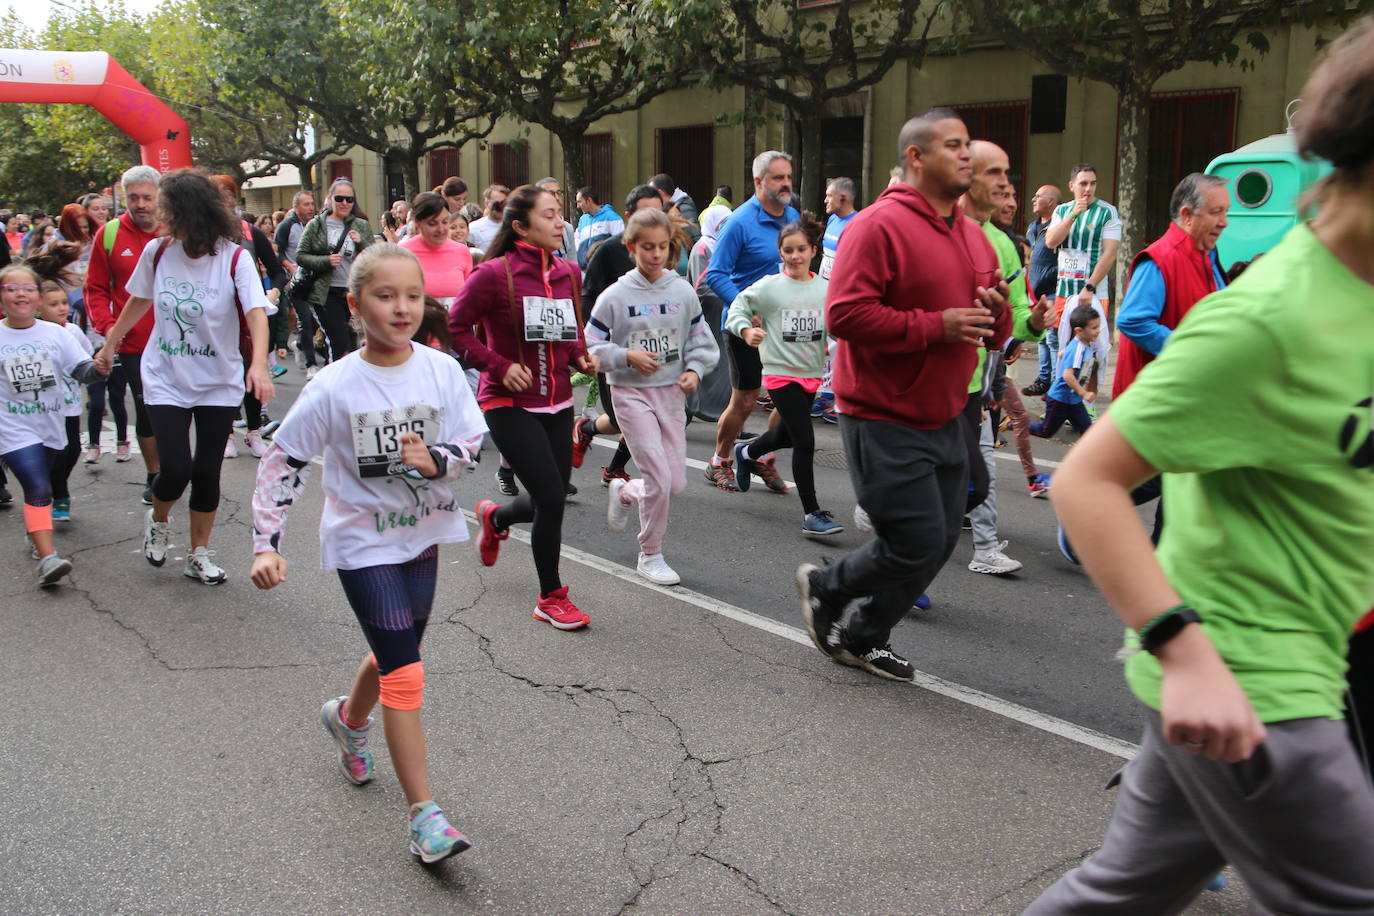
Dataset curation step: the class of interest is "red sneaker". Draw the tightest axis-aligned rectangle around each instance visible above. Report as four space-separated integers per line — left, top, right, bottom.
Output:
474 499 508 567
601 466 631 487
533 587 590 630
753 456 790 493
571 421 594 469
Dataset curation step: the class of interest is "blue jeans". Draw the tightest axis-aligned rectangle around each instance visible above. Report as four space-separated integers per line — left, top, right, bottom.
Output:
1036 325 1059 385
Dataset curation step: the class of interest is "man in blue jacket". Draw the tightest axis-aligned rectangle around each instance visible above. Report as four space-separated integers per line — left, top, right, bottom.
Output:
703 150 799 491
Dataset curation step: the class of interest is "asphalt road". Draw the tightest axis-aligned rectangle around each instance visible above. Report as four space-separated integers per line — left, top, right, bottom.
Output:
0 359 1251 914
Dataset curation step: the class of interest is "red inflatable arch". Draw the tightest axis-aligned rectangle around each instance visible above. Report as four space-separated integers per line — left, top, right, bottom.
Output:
0 49 192 171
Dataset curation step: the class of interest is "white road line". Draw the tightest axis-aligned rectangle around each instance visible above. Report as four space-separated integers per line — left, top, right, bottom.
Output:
460 507 1137 760
592 433 1063 474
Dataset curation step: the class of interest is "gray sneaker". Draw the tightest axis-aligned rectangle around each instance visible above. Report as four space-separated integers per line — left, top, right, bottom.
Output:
968 548 1023 576
143 509 170 567
183 546 227 585
37 553 73 587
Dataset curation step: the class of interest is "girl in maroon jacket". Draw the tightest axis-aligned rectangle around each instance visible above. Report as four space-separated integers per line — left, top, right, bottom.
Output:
448 185 600 630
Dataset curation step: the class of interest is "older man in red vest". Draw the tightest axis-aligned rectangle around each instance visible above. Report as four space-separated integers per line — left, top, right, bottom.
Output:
1112 172 1229 543
1114 173 1230 394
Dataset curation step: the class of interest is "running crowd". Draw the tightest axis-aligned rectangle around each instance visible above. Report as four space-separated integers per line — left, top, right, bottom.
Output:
1 17 1370 906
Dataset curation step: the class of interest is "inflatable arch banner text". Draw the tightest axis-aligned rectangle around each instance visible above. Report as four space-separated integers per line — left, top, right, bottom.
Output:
0 49 193 172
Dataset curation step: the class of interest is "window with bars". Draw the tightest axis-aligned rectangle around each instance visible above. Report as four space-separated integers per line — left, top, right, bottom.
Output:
490 143 529 190
655 125 714 210
947 101 1029 211
1141 90 1238 240
428 148 460 188
582 133 614 207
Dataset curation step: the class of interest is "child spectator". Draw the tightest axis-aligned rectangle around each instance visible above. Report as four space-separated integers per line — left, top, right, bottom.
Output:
1030 305 1098 439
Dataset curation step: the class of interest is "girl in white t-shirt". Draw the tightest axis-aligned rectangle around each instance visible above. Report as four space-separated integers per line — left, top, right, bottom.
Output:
37 280 93 525
94 169 276 586
0 262 107 586
249 243 486 866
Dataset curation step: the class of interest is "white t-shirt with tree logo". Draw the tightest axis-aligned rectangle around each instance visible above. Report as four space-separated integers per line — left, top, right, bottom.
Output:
125 238 273 409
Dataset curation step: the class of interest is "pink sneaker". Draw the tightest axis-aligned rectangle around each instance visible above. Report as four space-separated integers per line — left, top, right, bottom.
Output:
533 587 590 630
115 441 132 462
474 499 508 567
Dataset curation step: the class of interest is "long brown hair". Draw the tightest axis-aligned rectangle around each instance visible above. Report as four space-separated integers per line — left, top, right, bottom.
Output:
486 185 553 259
158 169 241 258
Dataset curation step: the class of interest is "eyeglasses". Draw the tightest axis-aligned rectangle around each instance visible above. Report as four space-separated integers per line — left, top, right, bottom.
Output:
549 189 564 197
1 284 39 294
333 195 355 203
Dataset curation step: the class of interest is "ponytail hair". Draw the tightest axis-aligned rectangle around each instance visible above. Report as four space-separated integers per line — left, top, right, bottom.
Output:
21 240 84 289
778 210 823 250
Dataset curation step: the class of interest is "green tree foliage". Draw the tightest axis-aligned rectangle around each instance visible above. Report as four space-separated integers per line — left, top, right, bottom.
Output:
957 0 1373 285
398 0 699 197
699 0 945 213
202 0 496 200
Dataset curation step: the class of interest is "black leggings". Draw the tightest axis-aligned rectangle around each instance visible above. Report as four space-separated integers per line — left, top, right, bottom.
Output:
337 545 437 678
121 352 155 440
313 286 355 364
486 407 573 596
87 362 129 446
49 416 82 500
241 360 263 431
959 392 991 514
745 383 818 514
146 404 238 512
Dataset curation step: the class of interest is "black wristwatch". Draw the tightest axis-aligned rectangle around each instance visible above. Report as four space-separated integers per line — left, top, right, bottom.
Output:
1141 607 1202 655
1083 281 1097 294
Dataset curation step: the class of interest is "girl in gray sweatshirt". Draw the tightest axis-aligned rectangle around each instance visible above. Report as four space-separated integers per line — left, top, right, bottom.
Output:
584 209 719 586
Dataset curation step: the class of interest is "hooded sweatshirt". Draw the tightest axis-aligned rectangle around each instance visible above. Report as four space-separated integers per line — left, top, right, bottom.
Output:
827 182 1010 430
585 267 719 389
448 242 589 411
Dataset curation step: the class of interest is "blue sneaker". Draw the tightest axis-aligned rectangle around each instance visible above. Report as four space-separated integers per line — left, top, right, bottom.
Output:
802 509 843 537
732 441 755 493
409 803 472 864
913 593 932 611
51 498 71 523
320 696 374 785
270 365 288 378
809 392 834 418
1057 524 1080 565
1207 872 1228 892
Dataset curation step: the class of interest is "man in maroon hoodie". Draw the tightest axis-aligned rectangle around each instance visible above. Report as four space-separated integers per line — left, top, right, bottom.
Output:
795 109 1012 681
86 165 162 503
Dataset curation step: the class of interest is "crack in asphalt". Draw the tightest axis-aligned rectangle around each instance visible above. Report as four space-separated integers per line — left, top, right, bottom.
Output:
697 852 803 915
980 846 1099 905
446 615 794 914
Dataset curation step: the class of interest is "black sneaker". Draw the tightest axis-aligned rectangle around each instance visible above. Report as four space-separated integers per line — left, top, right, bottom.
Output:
834 641 914 682
565 480 578 499
795 563 844 658
1021 378 1050 397
495 466 519 496
141 483 154 505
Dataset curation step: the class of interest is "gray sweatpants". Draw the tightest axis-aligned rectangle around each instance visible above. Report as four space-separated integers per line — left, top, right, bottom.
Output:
1025 710 1374 914
969 412 999 552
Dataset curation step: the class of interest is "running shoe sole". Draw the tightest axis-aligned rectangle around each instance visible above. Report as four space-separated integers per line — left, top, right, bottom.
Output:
411 834 472 864
38 557 73 587
531 607 590 630
802 523 844 537
968 558 1022 575
795 564 837 658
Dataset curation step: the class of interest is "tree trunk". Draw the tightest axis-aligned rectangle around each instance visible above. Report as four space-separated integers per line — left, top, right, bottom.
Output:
796 109 825 215
557 126 587 199
299 160 318 198
402 151 421 201
1114 78 1152 318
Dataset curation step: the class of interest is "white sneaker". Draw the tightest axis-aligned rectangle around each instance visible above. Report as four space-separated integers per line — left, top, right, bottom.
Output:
636 553 680 586
184 546 227 584
83 445 101 464
223 434 238 459
244 429 268 458
607 478 632 532
306 366 319 380
143 508 170 567
968 548 1023 575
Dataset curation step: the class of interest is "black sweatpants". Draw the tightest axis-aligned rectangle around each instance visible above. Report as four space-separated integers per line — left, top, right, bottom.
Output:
485 406 573 596
744 382 818 514
821 414 967 652
49 415 82 500
146 404 238 512
958 392 990 514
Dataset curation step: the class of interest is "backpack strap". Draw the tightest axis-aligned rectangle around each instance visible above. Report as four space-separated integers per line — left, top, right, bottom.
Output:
151 236 172 270
565 261 587 351
102 218 121 257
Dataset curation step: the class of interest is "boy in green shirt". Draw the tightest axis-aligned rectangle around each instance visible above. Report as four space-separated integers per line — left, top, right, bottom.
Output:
1025 20 1374 913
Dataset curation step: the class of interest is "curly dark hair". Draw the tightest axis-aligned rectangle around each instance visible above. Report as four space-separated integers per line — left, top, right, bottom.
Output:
158 169 241 258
